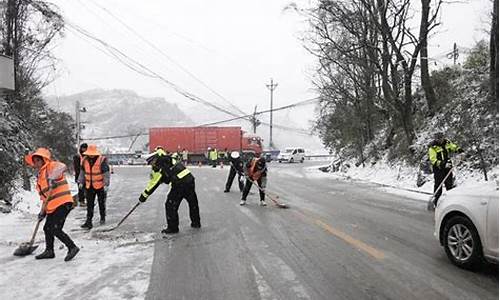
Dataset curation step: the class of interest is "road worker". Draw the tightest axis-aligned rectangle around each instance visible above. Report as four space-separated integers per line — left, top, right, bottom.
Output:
240 156 267 206
224 151 245 193
72 143 88 206
139 149 201 234
428 132 463 210
25 148 79 261
78 144 110 229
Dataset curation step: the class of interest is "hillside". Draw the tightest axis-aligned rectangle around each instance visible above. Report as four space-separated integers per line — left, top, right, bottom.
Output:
45 89 193 151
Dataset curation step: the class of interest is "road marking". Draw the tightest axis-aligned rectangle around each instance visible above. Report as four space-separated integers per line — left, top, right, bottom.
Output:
296 211 385 260
251 264 277 300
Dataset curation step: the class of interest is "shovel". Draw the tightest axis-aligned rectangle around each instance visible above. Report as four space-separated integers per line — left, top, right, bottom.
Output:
13 218 42 256
247 176 289 209
427 158 459 211
97 202 141 232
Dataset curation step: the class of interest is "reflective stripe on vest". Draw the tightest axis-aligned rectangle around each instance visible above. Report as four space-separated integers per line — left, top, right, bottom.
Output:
177 168 190 179
83 156 105 189
36 162 73 214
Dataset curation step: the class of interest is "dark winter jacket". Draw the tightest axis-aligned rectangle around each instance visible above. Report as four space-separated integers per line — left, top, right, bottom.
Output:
140 155 193 200
229 156 244 174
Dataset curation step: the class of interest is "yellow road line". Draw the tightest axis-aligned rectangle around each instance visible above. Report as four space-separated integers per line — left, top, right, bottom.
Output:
294 210 385 260
315 219 385 260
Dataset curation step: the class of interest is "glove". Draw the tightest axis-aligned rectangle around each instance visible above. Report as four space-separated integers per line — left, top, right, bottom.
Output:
445 161 452 169
38 211 46 221
103 186 109 193
78 183 84 190
139 194 147 203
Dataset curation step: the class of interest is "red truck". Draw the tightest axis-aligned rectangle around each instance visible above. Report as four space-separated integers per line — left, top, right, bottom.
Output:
149 126 263 163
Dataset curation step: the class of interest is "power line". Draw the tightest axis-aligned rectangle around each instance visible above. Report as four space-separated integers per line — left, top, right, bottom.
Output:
65 21 246 120
85 0 248 117
82 97 319 140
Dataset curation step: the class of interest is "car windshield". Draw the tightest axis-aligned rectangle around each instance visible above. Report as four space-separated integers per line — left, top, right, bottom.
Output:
285 149 293 153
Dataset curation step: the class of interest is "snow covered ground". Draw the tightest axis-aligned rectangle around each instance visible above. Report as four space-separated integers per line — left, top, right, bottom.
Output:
0 175 154 300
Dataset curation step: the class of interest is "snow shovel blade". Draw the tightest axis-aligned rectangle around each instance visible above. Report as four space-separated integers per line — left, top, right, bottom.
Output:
95 226 117 233
13 242 38 256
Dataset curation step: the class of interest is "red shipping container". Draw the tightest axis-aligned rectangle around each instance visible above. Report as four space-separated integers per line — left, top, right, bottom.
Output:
149 126 262 156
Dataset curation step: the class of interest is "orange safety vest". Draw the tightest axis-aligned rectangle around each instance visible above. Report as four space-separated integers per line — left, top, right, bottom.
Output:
36 161 73 214
83 156 106 189
248 158 262 181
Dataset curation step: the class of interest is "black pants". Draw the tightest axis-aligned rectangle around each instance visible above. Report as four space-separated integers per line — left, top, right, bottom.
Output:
165 179 200 230
44 203 76 251
78 185 86 204
85 187 106 223
225 166 244 192
433 167 454 205
242 177 266 201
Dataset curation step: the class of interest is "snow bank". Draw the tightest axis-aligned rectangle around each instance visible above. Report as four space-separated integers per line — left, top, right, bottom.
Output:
277 161 498 202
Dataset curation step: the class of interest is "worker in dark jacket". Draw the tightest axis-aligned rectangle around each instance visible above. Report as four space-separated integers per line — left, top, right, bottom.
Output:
241 156 267 206
428 132 463 209
139 149 201 234
78 144 110 229
72 143 88 206
224 151 245 193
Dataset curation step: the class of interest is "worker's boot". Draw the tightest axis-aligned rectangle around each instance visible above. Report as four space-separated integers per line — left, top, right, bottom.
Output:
35 249 55 259
260 200 267 206
239 200 246 206
191 222 201 228
80 220 92 230
64 246 80 262
161 227 179 234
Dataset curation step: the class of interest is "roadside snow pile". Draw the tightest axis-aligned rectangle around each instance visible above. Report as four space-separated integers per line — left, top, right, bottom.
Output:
312 160 498 201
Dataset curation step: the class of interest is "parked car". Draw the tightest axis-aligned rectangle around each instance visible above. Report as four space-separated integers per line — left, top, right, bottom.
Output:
277 147 305 163
435 184 498 270
262 150 280 162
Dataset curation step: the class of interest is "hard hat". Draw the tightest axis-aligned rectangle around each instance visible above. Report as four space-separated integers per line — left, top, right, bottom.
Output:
230 151 240 159
25 148 52 166
83 144 101 156
207 147 211 150
145 149 167 165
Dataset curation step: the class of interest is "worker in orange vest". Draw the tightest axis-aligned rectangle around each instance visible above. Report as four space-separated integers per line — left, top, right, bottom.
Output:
78 144 110 229
240 156 267 206
25 148 79 261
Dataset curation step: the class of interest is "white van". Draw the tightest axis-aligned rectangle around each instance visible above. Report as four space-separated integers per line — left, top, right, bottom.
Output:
277 147 305 163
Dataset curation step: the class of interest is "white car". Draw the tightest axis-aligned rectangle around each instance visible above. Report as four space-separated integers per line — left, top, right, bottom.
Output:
277 147 305 163
435 184 498 269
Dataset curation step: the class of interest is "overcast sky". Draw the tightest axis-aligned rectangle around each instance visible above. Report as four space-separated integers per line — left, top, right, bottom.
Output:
45 0 492 129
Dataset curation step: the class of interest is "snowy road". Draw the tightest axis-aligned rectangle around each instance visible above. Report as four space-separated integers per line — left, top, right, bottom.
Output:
1 162 497 299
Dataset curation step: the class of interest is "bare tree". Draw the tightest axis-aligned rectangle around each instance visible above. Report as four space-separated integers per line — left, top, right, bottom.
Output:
419 0 441 115
490 0 499 110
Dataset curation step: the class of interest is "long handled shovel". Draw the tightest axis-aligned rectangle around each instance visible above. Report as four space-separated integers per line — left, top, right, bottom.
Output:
427 162 457 211
247 177 289 209
13 218 42 256
13 184 54 256
97 202 141 232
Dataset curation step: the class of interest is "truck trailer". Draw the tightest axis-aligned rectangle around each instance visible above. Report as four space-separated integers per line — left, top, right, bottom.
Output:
149 126 262 163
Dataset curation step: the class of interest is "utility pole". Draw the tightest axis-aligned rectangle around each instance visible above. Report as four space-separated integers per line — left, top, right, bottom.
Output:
75 100 86 148
447 43 459 65
250 105 261 133
266 78 278 149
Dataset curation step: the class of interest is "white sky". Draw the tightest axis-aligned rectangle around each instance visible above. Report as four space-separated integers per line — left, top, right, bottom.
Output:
45 0 492 128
